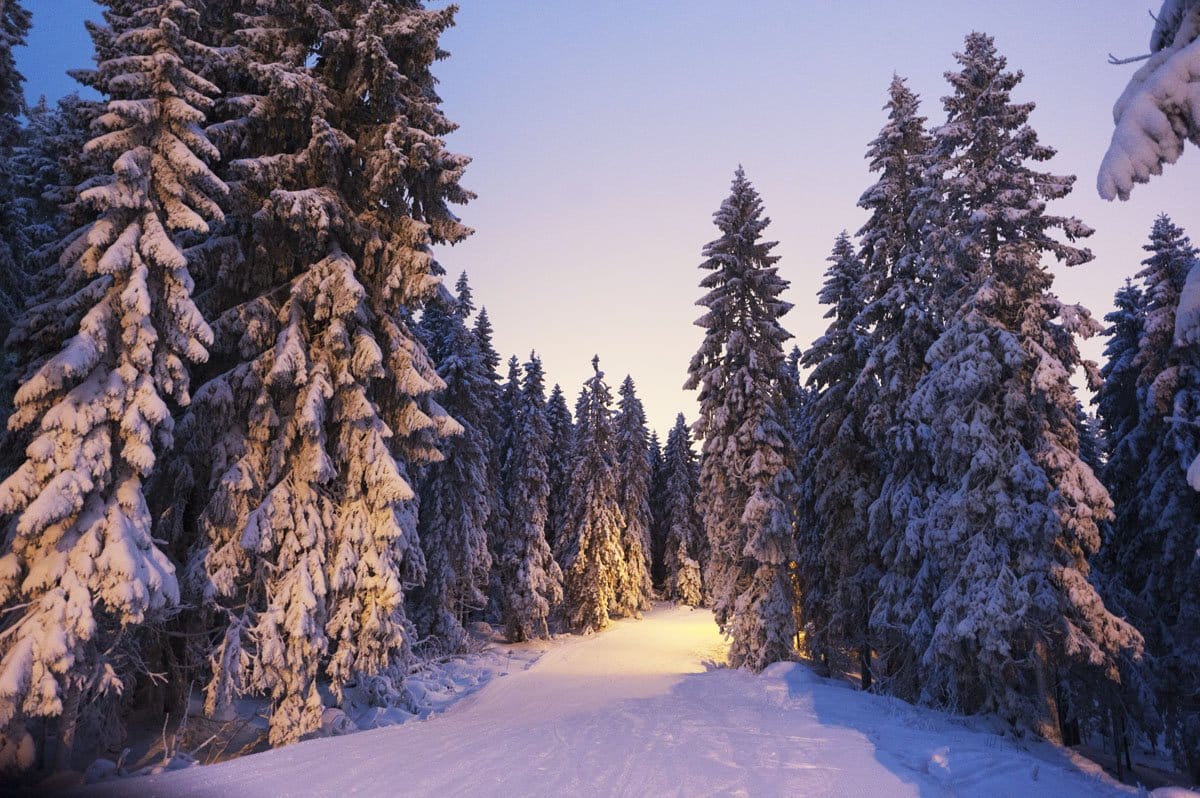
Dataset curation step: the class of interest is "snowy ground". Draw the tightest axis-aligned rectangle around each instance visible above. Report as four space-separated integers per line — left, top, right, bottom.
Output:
78 605 1192 798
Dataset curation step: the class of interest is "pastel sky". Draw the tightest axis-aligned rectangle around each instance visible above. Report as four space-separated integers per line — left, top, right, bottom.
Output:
17 1 1200 435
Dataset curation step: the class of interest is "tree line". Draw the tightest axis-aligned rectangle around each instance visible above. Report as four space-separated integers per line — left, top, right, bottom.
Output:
0 0 706 772
694 31 1199 782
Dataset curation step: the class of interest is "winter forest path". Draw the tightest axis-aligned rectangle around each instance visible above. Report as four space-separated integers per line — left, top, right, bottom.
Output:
89 605 1137 798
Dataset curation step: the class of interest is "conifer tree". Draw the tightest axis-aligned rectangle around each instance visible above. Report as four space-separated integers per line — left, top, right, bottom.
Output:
898 33 1141 738
470 306 504 602
497 354 563 641
1095 279 1148 550
473 308 502 390
1116 216 1200 776
1095 278 1152 592
613 376 654 615
801 232 878 687
685 168 798 671
853 76 941 697
558 357 626 633
647 429 667 588
414 275 494 650
0 92 99 469
489 354 522 618
497 355 522 464
170 0 471 745
661 414 703 606
544 383 574 550
10 98 79 267
0 0 223 763
783 347 818 659
0 0 30 340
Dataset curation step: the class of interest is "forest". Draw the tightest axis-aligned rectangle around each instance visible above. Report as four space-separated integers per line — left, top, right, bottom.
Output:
0 0 1198 794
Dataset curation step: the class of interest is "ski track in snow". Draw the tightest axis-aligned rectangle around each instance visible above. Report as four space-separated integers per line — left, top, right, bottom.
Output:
82 605 1176 798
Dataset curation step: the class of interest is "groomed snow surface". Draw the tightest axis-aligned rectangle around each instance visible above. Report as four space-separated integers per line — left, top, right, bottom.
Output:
83 605 1192 798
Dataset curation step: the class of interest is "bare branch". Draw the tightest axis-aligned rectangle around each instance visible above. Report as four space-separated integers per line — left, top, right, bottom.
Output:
1108 51 1153 65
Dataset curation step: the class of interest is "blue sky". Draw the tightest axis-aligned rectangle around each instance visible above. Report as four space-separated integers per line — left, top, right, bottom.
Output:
16 1 1200 433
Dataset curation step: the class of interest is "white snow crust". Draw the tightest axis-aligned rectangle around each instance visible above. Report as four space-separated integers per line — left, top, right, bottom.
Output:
80 605 1191 797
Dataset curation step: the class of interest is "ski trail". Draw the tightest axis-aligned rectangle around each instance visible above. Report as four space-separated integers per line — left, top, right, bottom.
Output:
83 605 1140 798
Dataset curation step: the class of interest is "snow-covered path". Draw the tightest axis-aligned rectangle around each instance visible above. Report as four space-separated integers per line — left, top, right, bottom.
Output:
90 605 1142 798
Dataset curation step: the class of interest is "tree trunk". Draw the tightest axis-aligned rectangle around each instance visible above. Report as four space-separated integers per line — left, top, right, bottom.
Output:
54 683 82 771
1055 682 1081 746
1031 642 1061 744
1122 724 1132 773
859 645 872 691
1110 705 1126 783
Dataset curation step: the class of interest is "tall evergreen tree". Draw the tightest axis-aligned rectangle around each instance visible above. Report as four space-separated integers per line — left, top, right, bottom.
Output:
897 33 1142 738
470 306 504 618
490 353 522 619
1095 279 1150 578
661 414 703 606
782 347 817 660
0 0 30 340
613 376 654 615
1117 216 1200 777
0 0 223 764
413 275 494 651
558 357 626 633
0 92 99 470
8 97 86 271
647 429 668 588
170 0 471 746
854 76 942 697
473 307 502 390
685 168 798 671
544 383 574 551
497 354 563 641
801 232 877 688
1089 283 1147 650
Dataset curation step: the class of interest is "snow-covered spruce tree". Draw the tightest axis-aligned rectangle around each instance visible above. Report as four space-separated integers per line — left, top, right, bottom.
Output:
1117 216 1200 777
9 98 84 269
413 275 493 651
660 413 703 606
647 429 667 588
0 0 224 765
487 354 521 619
496 354 563 642
1136 217 1200 418
612 376 654 616
473 307 502 395
782 346 816 655
901 33 1142 739
0 0 31 342
172 1 471 746
685 168 798 671
544 382 574 551
0 3 33 455
800 232 878 687
852 75 941 699
468 306 504 619
1103 219 1198 591
558 357 626 633
2 94 100 483
1095 279 1149 571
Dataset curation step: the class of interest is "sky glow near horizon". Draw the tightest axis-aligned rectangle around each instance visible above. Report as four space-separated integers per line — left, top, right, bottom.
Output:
17 1 1200 435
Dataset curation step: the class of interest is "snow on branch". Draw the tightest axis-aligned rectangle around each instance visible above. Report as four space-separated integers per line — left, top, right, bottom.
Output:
1098 3 1200 200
